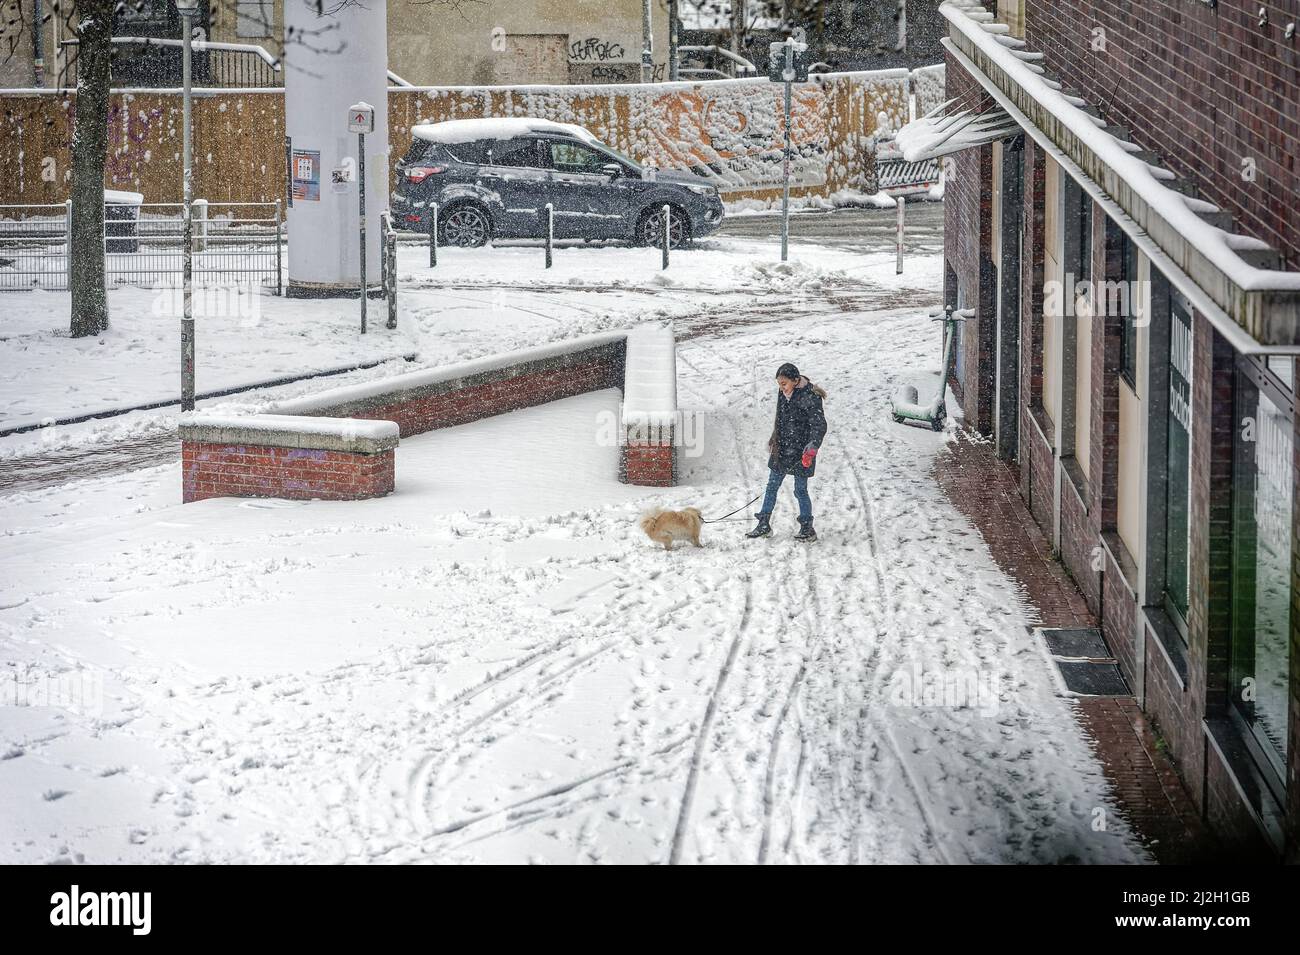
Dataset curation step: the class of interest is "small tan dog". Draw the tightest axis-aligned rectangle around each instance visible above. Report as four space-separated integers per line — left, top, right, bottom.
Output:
639 507 704 551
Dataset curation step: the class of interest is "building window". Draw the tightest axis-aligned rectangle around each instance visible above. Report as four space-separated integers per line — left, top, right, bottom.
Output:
1120 231 1138 387
1231 355 1293 775
1164 296 1193 627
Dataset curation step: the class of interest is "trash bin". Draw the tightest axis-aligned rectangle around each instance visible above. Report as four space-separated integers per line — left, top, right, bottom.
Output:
103 189 144 254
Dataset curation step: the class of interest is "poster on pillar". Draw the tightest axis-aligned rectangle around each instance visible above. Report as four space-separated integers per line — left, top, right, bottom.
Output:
291 150 321 202
283 0 389 297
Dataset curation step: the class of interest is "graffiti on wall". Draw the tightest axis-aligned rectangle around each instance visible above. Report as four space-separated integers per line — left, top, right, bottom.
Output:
569 37 631 62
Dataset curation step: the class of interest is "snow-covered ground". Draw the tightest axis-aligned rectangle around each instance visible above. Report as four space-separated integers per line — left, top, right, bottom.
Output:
0 297 1148 863
1 237 926 449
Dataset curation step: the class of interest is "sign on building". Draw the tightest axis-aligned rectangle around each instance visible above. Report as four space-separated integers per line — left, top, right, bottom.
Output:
291 149 320 202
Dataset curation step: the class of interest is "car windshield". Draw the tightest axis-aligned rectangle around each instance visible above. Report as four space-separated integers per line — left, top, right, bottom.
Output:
596 143 642 172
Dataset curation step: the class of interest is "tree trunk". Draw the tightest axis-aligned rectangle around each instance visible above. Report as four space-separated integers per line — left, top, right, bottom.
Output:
69 1 113 338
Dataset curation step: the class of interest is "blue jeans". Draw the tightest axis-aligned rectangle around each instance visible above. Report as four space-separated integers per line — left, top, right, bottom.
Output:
760 467 812 521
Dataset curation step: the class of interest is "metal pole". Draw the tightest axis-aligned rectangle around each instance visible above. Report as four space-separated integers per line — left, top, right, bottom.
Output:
545 203 553 268
386 216 396 330
780 41 792 263
359 130 366 334
275 199 283 296
662 204 670 270
731 0 745 67
180 9 195 412
429 201 438 267
642 0 653 83
896 194 905 274
64 198 72 288
668 0 679 81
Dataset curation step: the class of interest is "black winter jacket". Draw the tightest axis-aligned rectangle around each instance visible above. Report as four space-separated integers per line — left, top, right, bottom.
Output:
767 377 828 477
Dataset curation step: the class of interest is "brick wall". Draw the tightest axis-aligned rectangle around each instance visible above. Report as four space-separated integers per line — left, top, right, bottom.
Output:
1060 475 1100 612
1102 548 1139 693
1024 0 1300 269
1019 138 1048 502
180 335 680 503
1198 318 1239 726
183 443 394 504
348 357 620 438
1024 412 1054 535
943 48 998 434
622 441 675 487
1142 618 1201 789
1203 744 1278 862
1091 214 1125 532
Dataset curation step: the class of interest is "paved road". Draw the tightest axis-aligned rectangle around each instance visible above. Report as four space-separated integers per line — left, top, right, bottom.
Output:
716 201 945 251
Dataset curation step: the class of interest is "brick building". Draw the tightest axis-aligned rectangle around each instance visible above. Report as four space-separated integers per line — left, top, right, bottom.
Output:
910 0 1300 860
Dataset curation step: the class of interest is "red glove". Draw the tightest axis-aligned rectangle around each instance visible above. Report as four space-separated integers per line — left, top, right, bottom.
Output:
801 445 818 468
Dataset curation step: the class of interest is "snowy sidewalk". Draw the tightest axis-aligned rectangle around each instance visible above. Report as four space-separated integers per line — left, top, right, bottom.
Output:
934 431 1217 863
0 307 1147 864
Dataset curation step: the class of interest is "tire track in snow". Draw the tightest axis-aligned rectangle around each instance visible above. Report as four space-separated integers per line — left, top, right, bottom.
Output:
835 410 960 864
668 576 753 865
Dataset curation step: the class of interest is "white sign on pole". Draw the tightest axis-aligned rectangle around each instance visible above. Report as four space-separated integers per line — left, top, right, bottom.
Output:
347 102 376 134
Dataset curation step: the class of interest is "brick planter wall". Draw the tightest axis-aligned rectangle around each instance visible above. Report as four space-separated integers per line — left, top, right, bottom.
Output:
180 331 680 503
619 325 679 488
180 416 399 504
622 437 676 487
183 443 395 503
274 338 627 438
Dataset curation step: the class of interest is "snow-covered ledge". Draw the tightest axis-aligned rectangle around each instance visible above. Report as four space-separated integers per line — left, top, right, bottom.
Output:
621 325 678 487
940 0 1300 348
180 414 399 504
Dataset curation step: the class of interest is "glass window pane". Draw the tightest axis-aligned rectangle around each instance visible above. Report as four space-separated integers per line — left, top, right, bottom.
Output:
1165 300 1193 622
1232 366 1292 765
491 140 542 168
549 141 604 172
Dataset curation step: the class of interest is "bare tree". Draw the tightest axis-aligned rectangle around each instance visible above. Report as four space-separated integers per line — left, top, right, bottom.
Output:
7 0 479 339
68 0 113 337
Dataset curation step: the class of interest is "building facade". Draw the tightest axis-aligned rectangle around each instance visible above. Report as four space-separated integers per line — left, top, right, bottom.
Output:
926 0 1300 860
1 0 672 89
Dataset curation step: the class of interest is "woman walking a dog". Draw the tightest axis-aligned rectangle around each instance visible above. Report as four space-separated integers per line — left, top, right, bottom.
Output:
747 362 827 543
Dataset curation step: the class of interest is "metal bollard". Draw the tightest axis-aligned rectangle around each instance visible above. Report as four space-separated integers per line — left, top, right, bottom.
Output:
896 194 905 275
661 204 670 270
429 201 438 268
386 220 397 330
545 203 553 269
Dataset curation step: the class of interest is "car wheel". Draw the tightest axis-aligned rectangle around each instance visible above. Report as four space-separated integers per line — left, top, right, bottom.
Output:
440 204 491 248
639 207 689 249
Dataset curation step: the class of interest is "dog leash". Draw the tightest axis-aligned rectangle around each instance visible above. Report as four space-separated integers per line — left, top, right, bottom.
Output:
702 493 762 524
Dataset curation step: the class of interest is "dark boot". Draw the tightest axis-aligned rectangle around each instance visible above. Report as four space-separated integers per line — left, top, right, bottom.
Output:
794 517 817 542
745 513 772 539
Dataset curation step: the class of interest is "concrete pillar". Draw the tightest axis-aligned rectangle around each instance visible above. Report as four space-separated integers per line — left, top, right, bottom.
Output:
283 0 389 297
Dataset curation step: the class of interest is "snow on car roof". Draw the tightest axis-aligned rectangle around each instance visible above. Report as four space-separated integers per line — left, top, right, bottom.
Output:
411 117 599 146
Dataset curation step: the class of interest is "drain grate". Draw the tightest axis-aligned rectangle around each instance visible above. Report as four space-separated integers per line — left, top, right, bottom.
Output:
1043 627 1111 659
1038 627 1131 697
1055 661 1131 696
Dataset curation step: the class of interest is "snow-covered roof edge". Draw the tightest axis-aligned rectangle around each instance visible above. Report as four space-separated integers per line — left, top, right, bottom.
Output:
941 0 1300 297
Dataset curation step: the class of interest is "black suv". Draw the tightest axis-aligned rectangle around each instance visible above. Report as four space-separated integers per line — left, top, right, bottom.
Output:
392 118 724 248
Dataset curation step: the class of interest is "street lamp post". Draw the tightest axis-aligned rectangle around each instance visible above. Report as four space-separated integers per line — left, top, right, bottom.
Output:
177 0 198 412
